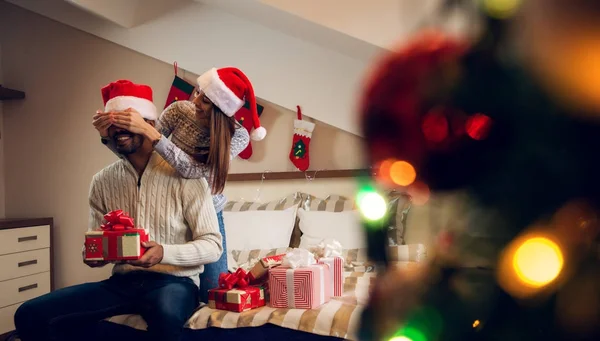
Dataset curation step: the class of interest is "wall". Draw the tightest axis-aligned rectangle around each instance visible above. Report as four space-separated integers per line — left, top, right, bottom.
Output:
7 0 371 136
0 2 364 289
0 42 5 218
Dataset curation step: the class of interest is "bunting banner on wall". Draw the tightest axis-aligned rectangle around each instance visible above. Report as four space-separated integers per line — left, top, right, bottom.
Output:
164 62 195 109
235 101 265 159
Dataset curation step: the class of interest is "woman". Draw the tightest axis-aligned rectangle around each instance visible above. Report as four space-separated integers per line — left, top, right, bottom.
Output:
93 67 266 302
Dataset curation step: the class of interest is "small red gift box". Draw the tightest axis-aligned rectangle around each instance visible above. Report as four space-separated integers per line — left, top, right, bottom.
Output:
208 286 265 312
269 264 331 309
318 256 344 297
84 210 148 261
247 254 285 284
208 268 266 312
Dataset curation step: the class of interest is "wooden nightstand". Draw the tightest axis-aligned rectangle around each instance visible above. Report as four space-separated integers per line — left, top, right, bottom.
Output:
0 218 53 339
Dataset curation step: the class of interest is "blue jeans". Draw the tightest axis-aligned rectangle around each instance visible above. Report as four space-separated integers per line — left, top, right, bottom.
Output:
14 271 197 341
199 210 227 303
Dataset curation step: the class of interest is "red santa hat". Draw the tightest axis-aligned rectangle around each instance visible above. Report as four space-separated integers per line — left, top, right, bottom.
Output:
101 80 158 121
197 67 266 141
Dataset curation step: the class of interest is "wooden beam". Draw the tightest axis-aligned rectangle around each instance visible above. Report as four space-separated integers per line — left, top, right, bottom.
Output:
227 169 372 182
0 85 25 100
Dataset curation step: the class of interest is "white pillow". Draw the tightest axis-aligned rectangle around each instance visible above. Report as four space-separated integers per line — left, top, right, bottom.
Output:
224 206 298 250
297 209 366 249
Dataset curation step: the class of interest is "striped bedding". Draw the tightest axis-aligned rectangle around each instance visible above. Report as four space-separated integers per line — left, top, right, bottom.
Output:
106 262 422 340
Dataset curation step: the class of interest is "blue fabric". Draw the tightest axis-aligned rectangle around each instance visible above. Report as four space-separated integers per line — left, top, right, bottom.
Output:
14 271 197 341
199 210 227 303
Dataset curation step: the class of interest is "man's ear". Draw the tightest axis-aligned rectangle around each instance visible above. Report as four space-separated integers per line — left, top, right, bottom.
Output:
145 119 156 127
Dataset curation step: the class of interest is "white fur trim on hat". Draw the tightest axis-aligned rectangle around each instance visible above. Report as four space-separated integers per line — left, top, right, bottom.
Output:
197 68 244 117
105 96 158 121
251 126 267 141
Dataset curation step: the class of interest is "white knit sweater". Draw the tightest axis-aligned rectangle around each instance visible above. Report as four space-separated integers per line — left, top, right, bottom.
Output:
88 152 223 286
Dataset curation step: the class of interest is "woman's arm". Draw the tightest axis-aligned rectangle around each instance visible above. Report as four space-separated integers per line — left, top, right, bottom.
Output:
153 137 210 179
230 124 250 160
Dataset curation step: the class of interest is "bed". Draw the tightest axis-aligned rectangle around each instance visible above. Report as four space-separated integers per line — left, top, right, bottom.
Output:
103 173 428 340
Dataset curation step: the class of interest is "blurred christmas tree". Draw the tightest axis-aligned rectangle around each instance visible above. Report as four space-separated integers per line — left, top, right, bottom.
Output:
358 0 600 340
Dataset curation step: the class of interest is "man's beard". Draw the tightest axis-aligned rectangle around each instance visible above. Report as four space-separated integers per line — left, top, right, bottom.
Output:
112 132 144 155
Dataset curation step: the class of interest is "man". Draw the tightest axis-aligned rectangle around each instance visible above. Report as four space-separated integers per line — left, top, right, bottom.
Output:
14 80 223 341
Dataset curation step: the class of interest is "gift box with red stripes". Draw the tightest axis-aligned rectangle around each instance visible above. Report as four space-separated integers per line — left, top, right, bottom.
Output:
269 264 331 309
318 256 344 297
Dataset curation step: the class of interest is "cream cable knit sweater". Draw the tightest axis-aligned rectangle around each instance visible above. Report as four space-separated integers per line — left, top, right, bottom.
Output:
88 152 223 286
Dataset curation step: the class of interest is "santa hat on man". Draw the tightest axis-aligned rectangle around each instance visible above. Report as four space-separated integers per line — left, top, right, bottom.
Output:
197 67 266 141
101 80 158 121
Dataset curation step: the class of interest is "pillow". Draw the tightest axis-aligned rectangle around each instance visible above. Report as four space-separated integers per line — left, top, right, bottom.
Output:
297 208 365 249
386 191 412 245
224 206 298 250
224 192 303 212
302 194 355 212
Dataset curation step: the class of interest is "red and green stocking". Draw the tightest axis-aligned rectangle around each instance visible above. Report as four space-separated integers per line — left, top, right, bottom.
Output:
165 75 195 109
164 63 195 109
234 101 264 159
289 106 315 171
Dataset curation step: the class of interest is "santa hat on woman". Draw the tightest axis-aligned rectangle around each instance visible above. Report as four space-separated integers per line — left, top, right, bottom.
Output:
197 67 266 141
101 80 158 120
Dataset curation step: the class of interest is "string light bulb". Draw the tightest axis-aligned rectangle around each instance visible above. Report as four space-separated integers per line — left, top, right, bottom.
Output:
512 237 564 287
356 189 387 221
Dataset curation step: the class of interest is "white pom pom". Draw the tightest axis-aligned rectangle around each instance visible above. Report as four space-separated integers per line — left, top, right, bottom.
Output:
251 126 267 141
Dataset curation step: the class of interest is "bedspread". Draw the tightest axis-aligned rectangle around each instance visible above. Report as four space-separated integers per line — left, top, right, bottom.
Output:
106 262 421 340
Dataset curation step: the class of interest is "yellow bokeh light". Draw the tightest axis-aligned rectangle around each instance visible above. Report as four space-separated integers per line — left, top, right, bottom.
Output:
390 161 417 186
472 320 480 328
512 237 564 287
358 192 387 221
482 0 521 19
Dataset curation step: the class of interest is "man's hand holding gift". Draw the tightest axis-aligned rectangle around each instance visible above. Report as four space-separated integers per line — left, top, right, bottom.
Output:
128 241 163 268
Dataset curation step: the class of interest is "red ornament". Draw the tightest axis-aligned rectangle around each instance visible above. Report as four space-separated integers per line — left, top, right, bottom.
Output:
466 113 492 140
422 108 449 143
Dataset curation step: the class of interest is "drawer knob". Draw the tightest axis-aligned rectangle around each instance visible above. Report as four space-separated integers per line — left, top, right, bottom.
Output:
18 260 38 267
18 236 38 242
19 283 38 292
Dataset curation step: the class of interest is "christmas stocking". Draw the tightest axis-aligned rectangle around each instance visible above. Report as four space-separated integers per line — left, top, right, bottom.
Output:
289 106 315 171
164 63 195 109
234 101 264 159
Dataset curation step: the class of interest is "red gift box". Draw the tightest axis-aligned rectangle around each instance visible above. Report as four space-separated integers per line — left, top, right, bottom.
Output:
208 268 265 312
247 254 285 284
84 210 148 261
269 264 331 309
208 286 265 312
318 256 344 297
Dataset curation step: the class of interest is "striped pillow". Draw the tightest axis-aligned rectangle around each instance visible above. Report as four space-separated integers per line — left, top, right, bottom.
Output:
224 192 304 212
387 190 412 246
301 194 355 212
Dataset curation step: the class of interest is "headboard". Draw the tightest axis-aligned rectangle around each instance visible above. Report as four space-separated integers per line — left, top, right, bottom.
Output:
223 170 449 252
224 170 360 202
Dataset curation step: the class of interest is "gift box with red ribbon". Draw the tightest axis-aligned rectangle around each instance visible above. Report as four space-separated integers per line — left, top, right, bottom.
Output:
248 254 285 284
318 256 344 297
208 268 266 312
84 210 148 261
269 263 331 309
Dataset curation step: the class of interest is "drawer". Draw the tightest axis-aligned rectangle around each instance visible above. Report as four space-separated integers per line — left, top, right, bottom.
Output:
0 249 50 282
0 225 50 256
0 272 50 309
0 302 21 335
